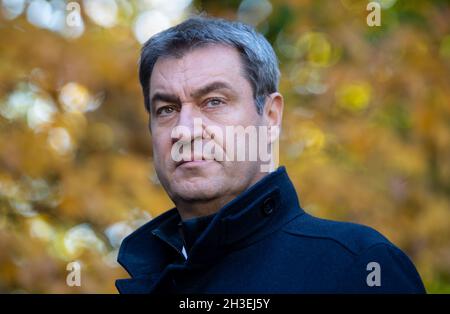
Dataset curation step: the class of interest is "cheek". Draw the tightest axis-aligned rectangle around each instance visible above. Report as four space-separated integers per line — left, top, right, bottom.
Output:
152 133 172 163
234 98 260 123
212 104 254 128
244 101 261 120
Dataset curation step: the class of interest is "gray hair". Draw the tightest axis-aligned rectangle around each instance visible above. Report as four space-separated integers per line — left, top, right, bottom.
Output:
139 16 280 114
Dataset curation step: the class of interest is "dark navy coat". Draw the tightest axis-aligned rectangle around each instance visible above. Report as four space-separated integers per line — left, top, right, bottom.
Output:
116 166 426 293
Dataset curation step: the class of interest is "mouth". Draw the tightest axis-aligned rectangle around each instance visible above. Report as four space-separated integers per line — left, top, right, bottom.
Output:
176 157 216 168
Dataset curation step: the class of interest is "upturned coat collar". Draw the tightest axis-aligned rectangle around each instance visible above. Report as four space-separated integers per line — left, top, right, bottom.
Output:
116 166 304 293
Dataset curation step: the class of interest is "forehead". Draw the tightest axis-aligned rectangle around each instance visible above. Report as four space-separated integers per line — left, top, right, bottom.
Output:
149 44 248 94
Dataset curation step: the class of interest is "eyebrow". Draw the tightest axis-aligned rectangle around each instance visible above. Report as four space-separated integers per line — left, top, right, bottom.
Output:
150 93 181 108
190 81 235 99
150 81 235 110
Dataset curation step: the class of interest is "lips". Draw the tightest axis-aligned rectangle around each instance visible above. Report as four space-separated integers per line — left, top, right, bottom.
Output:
176 154 211 167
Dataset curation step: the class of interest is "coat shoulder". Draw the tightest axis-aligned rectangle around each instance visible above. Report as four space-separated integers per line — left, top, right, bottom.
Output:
282 212 392 256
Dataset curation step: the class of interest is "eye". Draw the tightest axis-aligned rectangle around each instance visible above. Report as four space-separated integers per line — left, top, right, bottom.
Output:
156 105 176 116
205 98 225 108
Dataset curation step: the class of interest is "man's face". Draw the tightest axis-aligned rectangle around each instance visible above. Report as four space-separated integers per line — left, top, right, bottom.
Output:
149 44 271 209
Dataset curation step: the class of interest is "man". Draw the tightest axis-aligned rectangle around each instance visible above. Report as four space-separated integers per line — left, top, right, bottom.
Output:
116 16 425 293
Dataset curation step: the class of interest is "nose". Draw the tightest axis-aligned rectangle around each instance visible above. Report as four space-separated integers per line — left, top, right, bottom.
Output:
171 104 203 145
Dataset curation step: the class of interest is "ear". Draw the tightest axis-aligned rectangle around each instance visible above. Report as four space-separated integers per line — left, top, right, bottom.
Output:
263 92 284 143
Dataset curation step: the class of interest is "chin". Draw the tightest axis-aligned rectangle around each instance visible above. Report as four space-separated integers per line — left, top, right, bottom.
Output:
171 178 223 202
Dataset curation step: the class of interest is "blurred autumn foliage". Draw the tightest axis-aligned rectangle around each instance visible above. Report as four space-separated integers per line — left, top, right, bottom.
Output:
0 0 449 293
